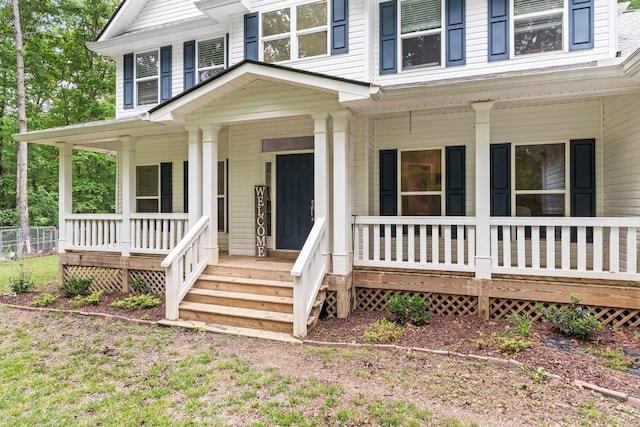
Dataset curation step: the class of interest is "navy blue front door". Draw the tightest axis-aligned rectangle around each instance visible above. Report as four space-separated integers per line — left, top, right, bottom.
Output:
276 153 314 250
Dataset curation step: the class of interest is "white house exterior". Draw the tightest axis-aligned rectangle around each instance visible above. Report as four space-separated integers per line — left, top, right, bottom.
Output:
16 0 640 337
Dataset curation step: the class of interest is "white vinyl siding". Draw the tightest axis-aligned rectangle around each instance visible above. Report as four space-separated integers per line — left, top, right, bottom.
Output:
373 108 476 216
128 0 203 32
228 117 314 255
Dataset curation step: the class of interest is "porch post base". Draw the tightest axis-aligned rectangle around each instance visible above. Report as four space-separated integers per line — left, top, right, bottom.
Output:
206 246 219 265
475 256 492 280
332 253 352 276
327 272 353 319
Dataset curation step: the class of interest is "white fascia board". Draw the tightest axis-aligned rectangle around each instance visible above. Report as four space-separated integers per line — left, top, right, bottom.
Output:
622 48 640 80
88 18 225 57
97 0 147 42
195 0 250 25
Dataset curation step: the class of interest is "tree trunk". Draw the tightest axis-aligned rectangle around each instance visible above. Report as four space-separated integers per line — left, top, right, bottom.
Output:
11 0 30 255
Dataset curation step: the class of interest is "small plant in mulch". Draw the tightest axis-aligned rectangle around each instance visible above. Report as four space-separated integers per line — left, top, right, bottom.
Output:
128 274 153 294
59 276 93 297
30 293 59 307
586 347 635 371
69 290 104 308
385 294 431 326
532 367 552 383
492 334 533 356
363 318 405 343
8 267 35 294
537 294 602 340
111 294 160 310
507 311 533 337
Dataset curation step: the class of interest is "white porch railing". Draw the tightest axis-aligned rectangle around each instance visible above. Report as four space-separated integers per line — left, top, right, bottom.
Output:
291 217 329 338
490 217 639 280
65 214 122 251
161 216 209 320
63 213 188 255
130 213 189 254
353 216 476 272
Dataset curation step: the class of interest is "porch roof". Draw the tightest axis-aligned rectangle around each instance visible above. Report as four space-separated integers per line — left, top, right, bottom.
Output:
146 60 381 124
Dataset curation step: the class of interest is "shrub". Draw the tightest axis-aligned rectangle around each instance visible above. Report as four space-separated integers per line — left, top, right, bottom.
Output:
386 294 431 326
538 294 602 339
508 311 533 337
129 274 153 294
8 269 35 294
363 318 405 343
70 290 104 308
111 294 160 310
59 276 93 297
493 334 533 356
31 293 59 307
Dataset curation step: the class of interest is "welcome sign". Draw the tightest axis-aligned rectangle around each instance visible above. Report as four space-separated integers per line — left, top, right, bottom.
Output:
255 186 270 257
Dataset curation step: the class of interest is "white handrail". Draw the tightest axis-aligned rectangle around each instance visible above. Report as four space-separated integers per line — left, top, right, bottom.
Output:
162 216 210 320
291 217 328 338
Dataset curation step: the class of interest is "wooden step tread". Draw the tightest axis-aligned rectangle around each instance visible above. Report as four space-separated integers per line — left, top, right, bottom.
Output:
179 301 294 323
187 288 294 305
198 274 293 288
158 319 301 343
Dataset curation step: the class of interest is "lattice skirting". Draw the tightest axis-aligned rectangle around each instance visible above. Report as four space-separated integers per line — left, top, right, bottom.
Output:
129 269 165 294
355 288 478 316
64 265 123 293
491 298 640 328
323 290 338 317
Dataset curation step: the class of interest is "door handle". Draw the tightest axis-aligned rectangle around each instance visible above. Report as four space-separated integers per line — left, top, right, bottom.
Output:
310 199 315 222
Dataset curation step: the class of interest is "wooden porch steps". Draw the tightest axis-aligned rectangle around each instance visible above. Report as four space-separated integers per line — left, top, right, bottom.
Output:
177 261 326 337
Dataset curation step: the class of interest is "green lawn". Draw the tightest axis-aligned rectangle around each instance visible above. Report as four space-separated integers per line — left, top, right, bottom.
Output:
0 255 58 293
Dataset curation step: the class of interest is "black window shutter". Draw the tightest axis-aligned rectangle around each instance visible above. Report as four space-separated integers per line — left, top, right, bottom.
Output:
244 12 259 60
445 146 466 215
488 0 509 61
160 162 173 213
569 0 594 51
123 53 134 109
183 160 188 213
490 143 511 216
379 0 397 75
570 139 596 217
183 41 195 90
160 46 172 102
380 149 397 216
331 0 349 55
446 0 466 66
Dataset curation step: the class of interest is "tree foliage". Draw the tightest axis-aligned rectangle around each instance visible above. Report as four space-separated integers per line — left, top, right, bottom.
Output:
0 0 118 226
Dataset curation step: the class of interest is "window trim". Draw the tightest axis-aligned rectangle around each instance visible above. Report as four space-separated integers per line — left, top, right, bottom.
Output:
261 0 330 63
511 140 570 217
398 0 445 71
510 0 568 57
397 147 445 216
134 50 159 107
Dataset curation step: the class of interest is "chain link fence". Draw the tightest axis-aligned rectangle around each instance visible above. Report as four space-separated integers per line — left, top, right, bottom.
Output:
0 227 57 261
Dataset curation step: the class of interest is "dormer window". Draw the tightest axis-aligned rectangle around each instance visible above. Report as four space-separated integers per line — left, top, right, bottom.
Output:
514 0 563 55
262 0 328 63
198 37 225 81
136 50 159 106
400 0 442 69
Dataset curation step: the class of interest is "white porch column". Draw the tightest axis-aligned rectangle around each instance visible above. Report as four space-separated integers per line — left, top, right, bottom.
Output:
472 102 494 279
201 124 221 264
187 126 203 228
120 137 137 257
312 114 330 257
331 110 353 275
58 143 73 253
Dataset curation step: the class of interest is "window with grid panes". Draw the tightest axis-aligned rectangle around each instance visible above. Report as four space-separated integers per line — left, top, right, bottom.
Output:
262 0 328 63
217 160 226 231
400 149 443 215
136 165 159 212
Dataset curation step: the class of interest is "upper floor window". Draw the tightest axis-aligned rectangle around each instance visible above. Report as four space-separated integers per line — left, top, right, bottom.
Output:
400 0 442 69
514 0 563 56
198 37 225 81
262 0 328 63
136 51 159 106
